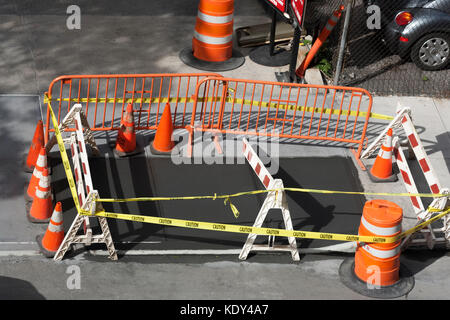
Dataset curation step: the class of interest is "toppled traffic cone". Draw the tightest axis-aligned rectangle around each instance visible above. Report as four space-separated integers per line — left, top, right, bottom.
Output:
368 128 398 182
23 120 44 173
150 103 175 154
27 168 53 223
114 103 143 157
24 147 47 203
36 202 64 258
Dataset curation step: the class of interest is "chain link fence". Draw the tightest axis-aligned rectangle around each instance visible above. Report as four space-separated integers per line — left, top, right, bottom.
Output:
261 0 450 98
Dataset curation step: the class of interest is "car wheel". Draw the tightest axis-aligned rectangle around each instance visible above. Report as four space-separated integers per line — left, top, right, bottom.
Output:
410 33 450 71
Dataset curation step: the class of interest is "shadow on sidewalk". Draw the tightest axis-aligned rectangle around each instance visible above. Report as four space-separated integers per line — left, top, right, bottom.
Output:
400 249 449 277
0 276 46 300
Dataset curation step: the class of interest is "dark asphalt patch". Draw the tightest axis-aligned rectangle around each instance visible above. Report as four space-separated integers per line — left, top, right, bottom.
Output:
50 152 366 254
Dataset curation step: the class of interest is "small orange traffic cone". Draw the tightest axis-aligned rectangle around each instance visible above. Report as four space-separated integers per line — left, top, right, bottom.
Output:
368 128 398 182
23 120 44 173
36 202 64 258
150 103 175 154
114 103 142 157
26 168 53 223
24 147 47 203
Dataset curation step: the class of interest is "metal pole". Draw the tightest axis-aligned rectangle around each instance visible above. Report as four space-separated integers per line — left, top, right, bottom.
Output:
269 10 277 56
333 0 353 85
289 26 301 82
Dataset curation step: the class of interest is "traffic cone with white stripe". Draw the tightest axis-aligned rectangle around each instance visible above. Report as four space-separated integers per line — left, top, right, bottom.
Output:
114 103 143 157
368 128 398 182
26 168 53 223
24 147 47 203
36 202 64 258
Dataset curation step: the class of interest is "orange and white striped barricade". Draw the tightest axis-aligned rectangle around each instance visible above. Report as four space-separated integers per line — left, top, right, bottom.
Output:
239 138 299 261
360 107 411 160
401 112 442 195
363 106 449 250
392 136 439 250
70 132 93 243
45 104 100 155
405 191 450 250
55 190 117 261
392 136 425 215
394 131 449 250
45 103 117 261
47 104 95 244
398 110 448 249
180 0 245 71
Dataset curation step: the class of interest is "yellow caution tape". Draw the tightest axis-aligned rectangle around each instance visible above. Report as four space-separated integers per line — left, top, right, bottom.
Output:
44 95 394 121
398 207 450 238
96 188 448 203
223 197 240 218
46 95 448 246
47 103 81 211
95 188 448 223
79 206 450 245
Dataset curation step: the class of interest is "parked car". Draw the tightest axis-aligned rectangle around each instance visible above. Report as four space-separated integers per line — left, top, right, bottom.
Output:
366 0 450 70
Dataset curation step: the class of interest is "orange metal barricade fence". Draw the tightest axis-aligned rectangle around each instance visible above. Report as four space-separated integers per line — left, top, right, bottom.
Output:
44 73 373 160
189 77 373 158
44 73 221 144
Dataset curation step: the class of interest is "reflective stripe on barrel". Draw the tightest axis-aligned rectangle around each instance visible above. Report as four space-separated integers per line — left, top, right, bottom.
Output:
360 216 401 236
354 200 403 286
192 0 234 62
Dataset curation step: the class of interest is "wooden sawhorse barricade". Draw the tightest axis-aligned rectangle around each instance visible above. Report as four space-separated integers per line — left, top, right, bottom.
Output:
239 138 300 261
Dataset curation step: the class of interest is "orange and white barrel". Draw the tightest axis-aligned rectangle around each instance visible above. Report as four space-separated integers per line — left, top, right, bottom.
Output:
354 200 403 286
192 0 234 62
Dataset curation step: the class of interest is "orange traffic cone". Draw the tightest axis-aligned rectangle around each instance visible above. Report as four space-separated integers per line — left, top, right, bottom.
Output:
114 103 142 157
368 128 398 182
150 103 175 154
24 147 47 202
36 202 64 258
23 120 44 173
26 168 53 223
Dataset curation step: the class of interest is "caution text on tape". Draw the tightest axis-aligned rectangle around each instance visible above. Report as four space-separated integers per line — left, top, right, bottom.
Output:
80 206 450 244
